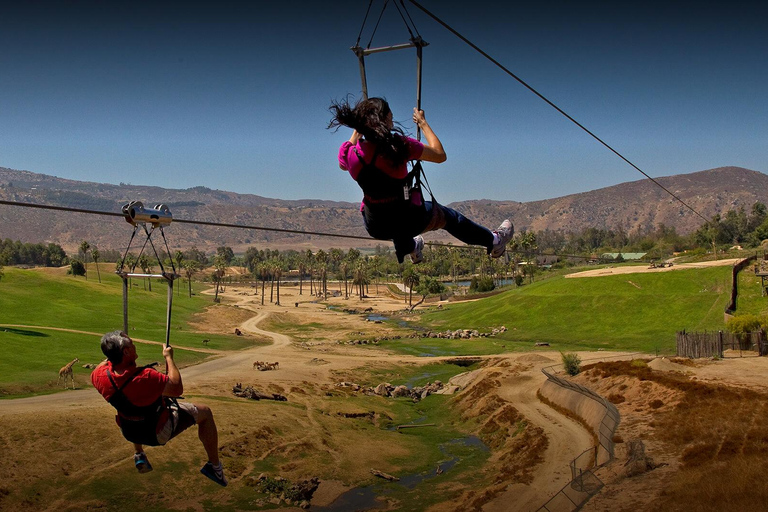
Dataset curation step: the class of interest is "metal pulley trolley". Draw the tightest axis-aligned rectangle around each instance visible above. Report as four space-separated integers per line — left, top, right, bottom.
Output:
116 201 179 348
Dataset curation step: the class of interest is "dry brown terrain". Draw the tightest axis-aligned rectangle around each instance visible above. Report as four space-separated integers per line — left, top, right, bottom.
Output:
3 282 768 511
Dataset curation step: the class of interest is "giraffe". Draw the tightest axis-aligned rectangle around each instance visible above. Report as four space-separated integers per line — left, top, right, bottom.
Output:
57 358 79 389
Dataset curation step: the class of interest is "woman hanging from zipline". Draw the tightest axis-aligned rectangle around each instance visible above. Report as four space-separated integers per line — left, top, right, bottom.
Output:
329 96 513 263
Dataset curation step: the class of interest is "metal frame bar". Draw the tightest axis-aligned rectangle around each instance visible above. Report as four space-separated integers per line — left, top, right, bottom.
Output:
351 36 428 140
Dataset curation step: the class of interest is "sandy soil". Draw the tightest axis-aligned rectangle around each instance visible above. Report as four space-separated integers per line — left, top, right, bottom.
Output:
3 281 768 511
564 257 742 278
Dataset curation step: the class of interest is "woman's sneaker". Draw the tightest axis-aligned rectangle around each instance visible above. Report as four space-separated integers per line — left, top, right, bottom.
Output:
410 236 424 264
200 461 228 487
490 220 514 258
134 452 153 474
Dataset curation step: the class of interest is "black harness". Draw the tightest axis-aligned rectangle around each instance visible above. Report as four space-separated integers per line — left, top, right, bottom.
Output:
106 366 172 446
354 146 419 206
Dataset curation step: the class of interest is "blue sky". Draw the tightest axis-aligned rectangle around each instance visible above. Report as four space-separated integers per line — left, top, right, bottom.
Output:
1 1 765 204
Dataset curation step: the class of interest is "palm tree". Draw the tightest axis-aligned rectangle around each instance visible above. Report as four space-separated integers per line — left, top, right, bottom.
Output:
274 264 283 306
137 254 153 291
80 241 90 280
304 249 314 295
91 247 102 283
340 261 349 299
174 250 184 296
354 261 369 299
402 267 420 309
183 261 199 298
213 256 226 303
258 263 269 305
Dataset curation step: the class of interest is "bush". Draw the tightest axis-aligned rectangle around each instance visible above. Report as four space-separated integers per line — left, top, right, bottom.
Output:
726 314 764 334
469 276 495 292
69 260 86 276
416 276 446 296
561 352 581 376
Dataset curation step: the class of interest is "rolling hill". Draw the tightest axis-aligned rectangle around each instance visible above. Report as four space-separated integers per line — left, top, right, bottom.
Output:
1 165 766 254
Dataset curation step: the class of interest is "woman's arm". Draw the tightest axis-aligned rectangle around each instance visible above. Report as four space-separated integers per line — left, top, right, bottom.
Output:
413 108 446 163
339 130 362 170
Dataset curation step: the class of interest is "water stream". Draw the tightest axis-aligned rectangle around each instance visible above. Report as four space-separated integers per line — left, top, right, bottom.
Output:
312 436 488 511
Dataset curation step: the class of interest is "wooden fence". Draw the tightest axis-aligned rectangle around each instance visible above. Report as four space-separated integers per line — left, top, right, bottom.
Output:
676 330 767 358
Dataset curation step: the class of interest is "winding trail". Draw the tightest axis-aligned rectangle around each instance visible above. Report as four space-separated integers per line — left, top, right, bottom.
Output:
2 290 600 511
485 367 595 512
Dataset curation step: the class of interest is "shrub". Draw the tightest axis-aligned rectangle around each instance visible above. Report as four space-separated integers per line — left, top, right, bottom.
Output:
726 314 763 334
561 352 581 376
69 260 86 276
469 276 495 292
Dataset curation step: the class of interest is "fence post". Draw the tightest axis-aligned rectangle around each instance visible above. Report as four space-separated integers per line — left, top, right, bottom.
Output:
718 331 724 358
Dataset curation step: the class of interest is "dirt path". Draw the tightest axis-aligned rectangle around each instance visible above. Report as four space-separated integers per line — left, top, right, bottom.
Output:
0 286 601 509
483 358 595 512
565 257 742 278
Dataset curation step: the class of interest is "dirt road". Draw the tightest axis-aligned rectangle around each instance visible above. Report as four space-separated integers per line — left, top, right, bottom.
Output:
0 286 601 510
565 257 742 278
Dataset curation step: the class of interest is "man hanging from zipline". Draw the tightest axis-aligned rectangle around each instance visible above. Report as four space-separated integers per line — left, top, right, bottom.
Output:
91 330 227 486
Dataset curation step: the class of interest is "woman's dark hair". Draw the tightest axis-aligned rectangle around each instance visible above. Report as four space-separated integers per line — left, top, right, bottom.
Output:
101 330 129 364
328 97 410 166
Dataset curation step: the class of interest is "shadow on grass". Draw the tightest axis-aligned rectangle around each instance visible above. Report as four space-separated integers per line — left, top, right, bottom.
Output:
1 327 50 337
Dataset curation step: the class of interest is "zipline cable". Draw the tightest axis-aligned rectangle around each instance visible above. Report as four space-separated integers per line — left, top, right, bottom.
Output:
0 198 590 259
406 0 712 227
0 199 373 241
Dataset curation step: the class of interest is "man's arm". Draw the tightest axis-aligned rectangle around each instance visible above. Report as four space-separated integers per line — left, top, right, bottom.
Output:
161 346 184 397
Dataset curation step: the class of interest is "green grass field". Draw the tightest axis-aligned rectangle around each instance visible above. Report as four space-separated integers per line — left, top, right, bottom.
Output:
736 267 768 316
397 265 738 355
0 266 262 397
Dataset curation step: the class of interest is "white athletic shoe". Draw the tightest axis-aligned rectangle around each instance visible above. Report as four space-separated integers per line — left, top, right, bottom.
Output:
490 220 514 258
410 236 424 264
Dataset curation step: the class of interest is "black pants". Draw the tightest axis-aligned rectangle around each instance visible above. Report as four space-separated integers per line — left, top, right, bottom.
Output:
362 201 494 263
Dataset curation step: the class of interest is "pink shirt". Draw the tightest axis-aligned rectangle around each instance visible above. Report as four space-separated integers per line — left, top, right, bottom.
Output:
338 136 424 181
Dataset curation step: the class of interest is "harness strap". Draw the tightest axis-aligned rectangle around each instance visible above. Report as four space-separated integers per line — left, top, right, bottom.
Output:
354 145 414 205
106 366 164 421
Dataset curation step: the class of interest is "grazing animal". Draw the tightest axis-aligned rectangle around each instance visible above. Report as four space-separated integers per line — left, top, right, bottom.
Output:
202 339 210 346
57 357 80 389
253 361 279 371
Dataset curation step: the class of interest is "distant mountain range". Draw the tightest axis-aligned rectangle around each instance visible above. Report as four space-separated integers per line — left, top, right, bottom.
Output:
1 165 766 254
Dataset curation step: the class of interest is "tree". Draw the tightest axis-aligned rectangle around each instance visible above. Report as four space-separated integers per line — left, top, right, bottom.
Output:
273 263 283 306
212 256 227 303
402 267 420 309
216 246 235 266
137 254 154 291
69 260 86 277
174 250 185 296
183 261 199 298
0 264 4 283
257 263 269 305
80 241 91 280
91 247 102 283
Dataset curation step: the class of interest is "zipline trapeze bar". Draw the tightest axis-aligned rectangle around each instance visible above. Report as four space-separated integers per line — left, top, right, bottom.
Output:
116 201 179 348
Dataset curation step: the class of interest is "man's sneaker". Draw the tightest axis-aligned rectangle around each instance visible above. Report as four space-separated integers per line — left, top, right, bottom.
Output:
410 235 424 264
490 220 514 258
200 462 228 487
134 452 153 474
